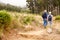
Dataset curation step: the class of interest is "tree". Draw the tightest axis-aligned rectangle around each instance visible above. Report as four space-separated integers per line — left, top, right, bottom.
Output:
0 3 21 12
27 0 60 15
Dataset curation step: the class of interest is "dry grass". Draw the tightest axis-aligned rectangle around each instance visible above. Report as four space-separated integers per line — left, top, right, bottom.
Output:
2 12 60 40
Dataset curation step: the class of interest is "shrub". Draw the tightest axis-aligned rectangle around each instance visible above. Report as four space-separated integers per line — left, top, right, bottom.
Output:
23 16 35 24
55 15 60 20
0 10 11 39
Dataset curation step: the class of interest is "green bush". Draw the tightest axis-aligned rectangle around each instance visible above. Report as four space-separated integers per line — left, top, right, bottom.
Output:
23 16 35 24
0 10 11 38
55 15 60 20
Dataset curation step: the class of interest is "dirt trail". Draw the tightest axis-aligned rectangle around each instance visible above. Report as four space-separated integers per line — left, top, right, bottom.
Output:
2 22 60 40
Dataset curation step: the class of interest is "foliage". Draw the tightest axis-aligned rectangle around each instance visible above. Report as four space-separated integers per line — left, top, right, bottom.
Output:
22 16 35 24
55 15 60 20
0 3 21 12
0 10 12 38
26 0 60 15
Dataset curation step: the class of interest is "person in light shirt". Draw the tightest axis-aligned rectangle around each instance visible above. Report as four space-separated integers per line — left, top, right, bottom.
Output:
47 12 53 28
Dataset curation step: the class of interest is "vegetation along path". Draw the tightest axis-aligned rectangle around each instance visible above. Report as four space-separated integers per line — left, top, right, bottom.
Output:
2 21 60 40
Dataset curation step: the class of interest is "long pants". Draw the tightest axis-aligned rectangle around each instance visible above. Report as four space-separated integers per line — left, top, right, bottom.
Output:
43 19 47 27
48 21 52 28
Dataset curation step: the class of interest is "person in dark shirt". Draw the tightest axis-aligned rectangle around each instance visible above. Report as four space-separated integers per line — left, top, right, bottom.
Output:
42 10 48 28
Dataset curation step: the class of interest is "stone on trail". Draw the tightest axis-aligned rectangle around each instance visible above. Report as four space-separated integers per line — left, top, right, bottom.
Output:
47 28 52 33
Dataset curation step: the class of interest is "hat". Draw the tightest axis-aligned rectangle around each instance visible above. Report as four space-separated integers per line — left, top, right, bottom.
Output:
44 10 47 12
49 12 51 14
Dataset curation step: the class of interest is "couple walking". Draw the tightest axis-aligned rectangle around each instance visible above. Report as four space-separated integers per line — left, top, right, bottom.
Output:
42 10 53 28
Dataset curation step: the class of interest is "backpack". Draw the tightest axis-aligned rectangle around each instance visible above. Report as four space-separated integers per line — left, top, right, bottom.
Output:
48 15 52 21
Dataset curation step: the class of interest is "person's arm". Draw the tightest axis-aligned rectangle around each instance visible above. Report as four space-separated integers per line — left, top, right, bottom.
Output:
47 15 49 21
52 15 53 21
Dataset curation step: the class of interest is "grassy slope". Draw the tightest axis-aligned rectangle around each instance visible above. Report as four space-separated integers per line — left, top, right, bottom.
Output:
2 12 60 40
